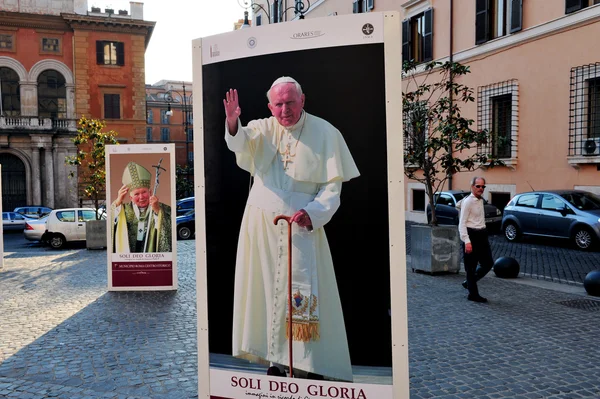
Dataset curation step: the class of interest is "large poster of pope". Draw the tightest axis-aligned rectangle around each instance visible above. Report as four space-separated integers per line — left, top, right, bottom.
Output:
105 144 177 291
193 11 408 399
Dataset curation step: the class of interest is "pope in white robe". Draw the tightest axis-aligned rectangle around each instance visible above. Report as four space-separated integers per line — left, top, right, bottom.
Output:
223 77 360 381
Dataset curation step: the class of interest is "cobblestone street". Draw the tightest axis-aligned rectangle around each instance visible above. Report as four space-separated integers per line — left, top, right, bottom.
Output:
0 232 600 398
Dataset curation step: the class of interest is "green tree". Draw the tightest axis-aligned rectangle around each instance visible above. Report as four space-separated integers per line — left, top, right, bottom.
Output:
66 116 119 220
176 164 194 199
403 61 504 226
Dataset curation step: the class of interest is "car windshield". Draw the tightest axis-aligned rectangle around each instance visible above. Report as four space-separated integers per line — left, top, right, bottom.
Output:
560 192 600 211
453 192 469 202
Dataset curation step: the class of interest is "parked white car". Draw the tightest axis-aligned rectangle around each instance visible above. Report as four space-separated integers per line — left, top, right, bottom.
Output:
2 212 31 231
42 208 99 249
24 216 48 241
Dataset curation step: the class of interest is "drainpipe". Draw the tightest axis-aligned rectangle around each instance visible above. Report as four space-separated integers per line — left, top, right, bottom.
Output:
448 0 454 190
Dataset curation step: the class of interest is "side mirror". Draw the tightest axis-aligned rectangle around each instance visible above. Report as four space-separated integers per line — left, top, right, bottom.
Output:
556 205 572 216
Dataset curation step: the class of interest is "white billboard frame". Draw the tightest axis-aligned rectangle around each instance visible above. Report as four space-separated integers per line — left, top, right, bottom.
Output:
193 11 407 399
105 143 178 292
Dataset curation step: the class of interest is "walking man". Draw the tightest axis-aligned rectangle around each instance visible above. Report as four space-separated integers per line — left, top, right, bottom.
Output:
459 177 494 303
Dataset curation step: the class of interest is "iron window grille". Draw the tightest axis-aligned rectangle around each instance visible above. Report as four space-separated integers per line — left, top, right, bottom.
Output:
569 62 600 157
403 100 428 167
478 79 519 161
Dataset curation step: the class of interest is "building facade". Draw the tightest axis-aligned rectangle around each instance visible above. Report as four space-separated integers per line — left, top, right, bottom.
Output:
248 0 600 223
145 80 194 197
0 0 154 211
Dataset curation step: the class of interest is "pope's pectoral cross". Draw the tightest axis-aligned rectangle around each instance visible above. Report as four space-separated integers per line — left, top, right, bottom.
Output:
281 144 294 170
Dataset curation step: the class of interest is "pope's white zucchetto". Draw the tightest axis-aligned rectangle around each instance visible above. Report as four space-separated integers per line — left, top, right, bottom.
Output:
270 76 300 89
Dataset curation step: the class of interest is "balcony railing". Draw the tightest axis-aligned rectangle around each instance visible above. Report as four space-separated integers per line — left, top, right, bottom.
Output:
0 116 77 132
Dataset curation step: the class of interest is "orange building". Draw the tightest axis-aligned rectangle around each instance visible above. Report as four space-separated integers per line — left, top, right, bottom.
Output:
145 80 194 197
250 0 600 223
0 0 154 210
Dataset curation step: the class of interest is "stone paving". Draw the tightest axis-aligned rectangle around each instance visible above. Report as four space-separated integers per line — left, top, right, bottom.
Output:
1 232 600 398
405 222 600 285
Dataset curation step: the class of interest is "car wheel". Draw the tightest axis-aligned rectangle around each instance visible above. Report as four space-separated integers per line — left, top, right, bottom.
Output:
178 225 192 240
49 234 66 249
572 227 595 251
504 222 520 242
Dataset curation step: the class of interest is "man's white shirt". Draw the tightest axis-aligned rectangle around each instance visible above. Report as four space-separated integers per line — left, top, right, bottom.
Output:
458 193 486 244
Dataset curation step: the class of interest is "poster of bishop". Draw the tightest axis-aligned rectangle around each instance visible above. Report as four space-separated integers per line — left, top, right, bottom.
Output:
106 144 177 291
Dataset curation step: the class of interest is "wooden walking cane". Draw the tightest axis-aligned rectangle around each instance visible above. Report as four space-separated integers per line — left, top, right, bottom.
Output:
273 214 294 378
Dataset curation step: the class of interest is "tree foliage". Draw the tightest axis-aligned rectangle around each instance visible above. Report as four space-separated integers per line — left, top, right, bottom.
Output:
403 60 504 225
65 116 119 220
175 164 194 199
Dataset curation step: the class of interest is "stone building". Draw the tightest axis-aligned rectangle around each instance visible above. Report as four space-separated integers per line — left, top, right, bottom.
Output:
249 0 600 222
0 0 154 211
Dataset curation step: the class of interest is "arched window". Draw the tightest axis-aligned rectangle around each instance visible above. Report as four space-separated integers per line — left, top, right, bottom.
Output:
0 67 20 116
38 69 66 119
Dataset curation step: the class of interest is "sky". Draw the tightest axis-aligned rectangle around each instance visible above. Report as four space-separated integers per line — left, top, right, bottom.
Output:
93 0 246 84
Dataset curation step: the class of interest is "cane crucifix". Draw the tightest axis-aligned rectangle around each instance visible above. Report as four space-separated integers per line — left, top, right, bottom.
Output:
142 158 166 252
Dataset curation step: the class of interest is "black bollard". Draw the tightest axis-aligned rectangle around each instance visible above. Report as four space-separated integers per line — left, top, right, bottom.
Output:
493 256 520 278
584 270 600 297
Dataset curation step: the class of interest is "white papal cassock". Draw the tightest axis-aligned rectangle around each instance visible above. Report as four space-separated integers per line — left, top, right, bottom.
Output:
225 111 360 381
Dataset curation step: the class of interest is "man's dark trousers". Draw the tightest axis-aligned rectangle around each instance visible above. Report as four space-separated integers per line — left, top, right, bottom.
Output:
464 227 494 297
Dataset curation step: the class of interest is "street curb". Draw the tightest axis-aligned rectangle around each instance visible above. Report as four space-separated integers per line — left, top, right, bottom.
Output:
406 255 589 297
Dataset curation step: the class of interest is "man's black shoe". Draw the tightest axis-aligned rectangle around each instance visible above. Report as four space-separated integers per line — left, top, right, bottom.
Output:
461 280 468 289
468 295 488 303
267 366 285 377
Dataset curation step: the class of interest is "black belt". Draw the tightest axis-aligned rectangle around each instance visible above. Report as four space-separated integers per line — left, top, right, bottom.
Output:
467 227 487 232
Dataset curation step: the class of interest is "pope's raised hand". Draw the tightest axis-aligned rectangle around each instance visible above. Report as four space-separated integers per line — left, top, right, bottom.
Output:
224 89 241 134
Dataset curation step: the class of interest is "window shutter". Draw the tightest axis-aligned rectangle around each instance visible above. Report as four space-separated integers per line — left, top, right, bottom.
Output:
510 0 523 33
96 41 104 64
402 19 411 64
353 0 360 14
423 8 433 62
475 0 490 45
565 0 585 14
116 42 125 66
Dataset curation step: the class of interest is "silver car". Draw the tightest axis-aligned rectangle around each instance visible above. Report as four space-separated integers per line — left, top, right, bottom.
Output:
24 216 48 241
2 212 30 231
501 190 600 250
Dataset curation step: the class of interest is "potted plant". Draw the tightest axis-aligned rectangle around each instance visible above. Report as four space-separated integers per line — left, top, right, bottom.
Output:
66 116 119 249
403 60 503 273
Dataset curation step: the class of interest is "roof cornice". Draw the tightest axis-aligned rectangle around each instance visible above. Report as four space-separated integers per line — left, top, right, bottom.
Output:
61 13 155 47
0 11 69 31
